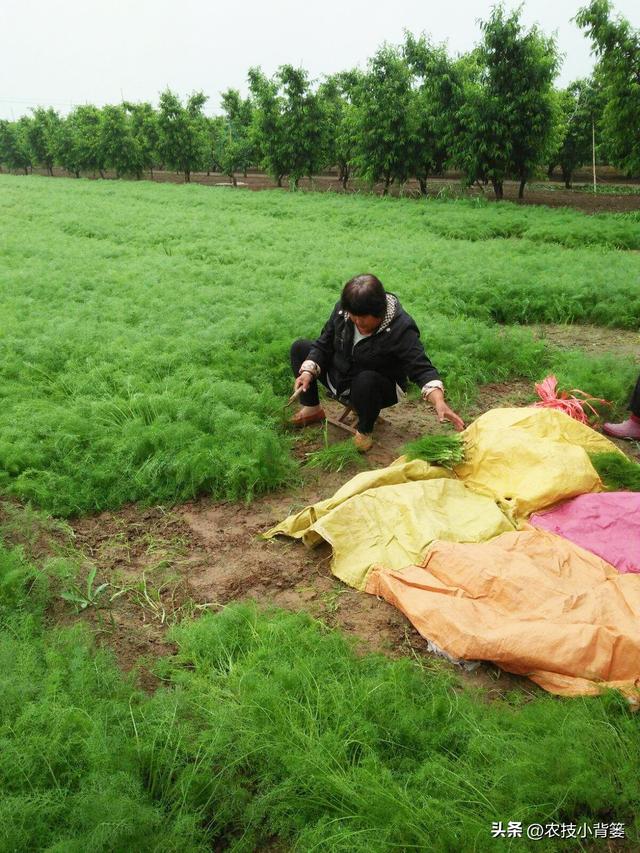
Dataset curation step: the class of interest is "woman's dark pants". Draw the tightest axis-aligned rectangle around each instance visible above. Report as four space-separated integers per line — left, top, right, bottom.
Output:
290 338 398 434
630 374 640 417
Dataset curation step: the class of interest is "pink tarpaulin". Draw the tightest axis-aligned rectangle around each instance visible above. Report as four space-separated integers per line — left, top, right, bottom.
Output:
530 492 640 575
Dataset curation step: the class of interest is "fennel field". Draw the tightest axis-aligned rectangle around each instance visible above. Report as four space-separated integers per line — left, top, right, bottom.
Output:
1 174 639 515
1 174 640 851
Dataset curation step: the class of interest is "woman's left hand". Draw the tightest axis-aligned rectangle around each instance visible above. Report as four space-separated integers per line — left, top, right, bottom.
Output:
434 400 465 432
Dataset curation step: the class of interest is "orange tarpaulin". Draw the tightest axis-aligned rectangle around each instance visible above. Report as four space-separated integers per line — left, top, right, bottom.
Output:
366 529 640 699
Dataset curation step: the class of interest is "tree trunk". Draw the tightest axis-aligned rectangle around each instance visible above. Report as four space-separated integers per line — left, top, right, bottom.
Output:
150 168 154 180
47 164 53 176
243 168 247 178
547 164 555 179
341 167 349 190
184 170 191 183
99 169 105 179
75 170 80 179
383 174 391 196
23 166 28 175
518 178 526 199
231 173 237 187
418 177 428 196
492 179 503 200
562 167 572 189
277 174 283 187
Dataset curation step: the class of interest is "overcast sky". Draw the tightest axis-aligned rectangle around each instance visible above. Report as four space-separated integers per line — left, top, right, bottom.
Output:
1 0 638 120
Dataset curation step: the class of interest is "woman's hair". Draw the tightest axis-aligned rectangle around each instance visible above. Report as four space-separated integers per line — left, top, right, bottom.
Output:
341 274 387 317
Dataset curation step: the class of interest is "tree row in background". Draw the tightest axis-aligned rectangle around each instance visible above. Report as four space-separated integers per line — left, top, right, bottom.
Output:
0 2 637 199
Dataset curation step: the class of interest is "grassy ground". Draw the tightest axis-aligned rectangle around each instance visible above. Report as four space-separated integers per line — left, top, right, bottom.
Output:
2 538 639 852
2 176 640 850
1 175 639 514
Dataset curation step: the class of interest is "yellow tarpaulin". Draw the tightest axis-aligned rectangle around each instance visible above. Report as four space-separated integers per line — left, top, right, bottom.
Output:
265 408 622 590
455 408 620 519
269 476 512 590
265 459 453 539
366 529 640 699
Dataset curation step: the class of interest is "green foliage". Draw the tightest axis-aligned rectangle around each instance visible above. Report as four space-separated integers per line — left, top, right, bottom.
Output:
216 89 255 183
68 104 105 175
248 65 327 186
549 79 603 187
318 72 360 188
55 113 83 178
157 89 209 182
0 119 32 173
0 543 48 625
125 101 161 176
140 603 640 850
351 45 415 193
26 107 63 175
402 433 466 467
456 5 560 198
2 8 637 190
417 199 640 250
305 438 365 472
403 36 460 193
100 104 143 178
0 542 208 852
60 565 109 612
589 451 640 491
1 177 639 514
576 1 640 176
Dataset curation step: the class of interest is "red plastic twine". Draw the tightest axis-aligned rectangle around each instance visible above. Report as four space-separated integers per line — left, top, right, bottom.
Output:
531 375 610 424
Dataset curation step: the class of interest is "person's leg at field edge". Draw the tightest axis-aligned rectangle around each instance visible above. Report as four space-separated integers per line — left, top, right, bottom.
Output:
603 374 640 440
349 370 398 451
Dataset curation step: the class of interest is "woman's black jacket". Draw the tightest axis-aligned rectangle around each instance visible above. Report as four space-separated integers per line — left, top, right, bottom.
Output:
306 295 441 398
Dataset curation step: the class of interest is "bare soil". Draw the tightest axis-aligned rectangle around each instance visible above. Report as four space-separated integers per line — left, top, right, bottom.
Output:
531 324 640 359
24 166 640 214
67 392 538 697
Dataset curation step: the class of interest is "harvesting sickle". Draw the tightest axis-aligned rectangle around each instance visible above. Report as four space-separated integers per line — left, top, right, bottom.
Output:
289 274 464 452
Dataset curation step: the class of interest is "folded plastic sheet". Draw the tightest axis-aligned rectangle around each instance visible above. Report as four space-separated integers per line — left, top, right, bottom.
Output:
366 529 640 699
455 408 620 519
270 476 513 590
265 408 623 592
530 492 640 575
265 459 453 539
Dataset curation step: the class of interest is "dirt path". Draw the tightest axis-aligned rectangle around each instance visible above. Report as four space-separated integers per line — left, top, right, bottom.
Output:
531 324 640 359
27 167 640 214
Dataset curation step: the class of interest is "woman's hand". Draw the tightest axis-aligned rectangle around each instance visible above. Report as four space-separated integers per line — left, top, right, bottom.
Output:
435 400 465 431
294 371 313 394
427 389 465 432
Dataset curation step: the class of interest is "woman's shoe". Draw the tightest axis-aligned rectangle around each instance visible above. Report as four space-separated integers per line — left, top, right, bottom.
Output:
353 431 373 452
290 408 326 428
602 417 640 440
